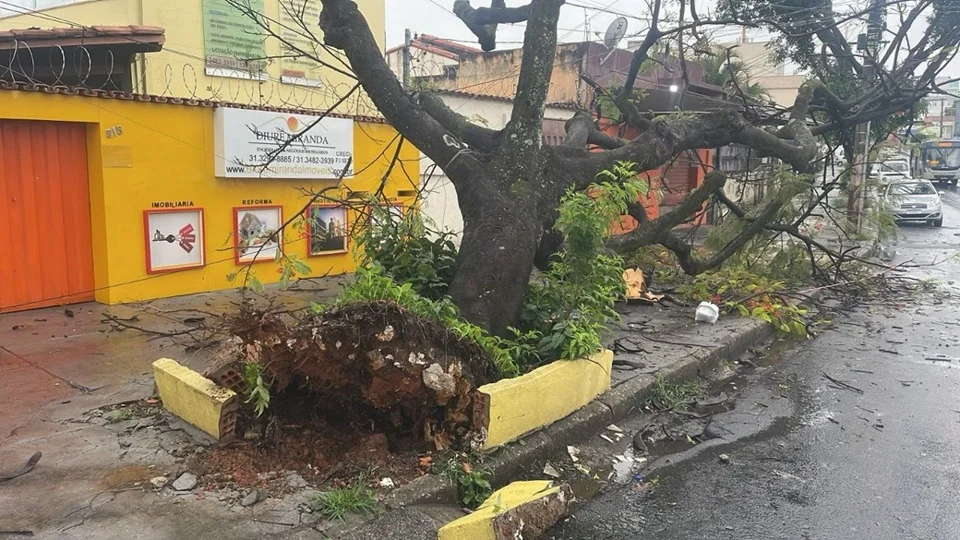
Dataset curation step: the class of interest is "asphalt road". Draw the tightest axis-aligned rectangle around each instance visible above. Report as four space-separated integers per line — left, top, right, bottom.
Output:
552 187 960 540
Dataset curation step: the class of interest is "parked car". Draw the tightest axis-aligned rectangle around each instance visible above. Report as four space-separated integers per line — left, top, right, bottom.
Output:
882 180 943 227
870 159 911 184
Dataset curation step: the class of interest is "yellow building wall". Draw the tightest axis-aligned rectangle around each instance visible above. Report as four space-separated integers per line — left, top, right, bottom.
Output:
0 88 418 304
0 0 385 112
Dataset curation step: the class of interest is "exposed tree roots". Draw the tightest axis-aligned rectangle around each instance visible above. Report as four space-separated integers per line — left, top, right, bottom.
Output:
205 301 501 450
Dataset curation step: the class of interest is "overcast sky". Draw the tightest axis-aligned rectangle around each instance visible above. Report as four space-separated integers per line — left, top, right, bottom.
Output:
383 0 959 78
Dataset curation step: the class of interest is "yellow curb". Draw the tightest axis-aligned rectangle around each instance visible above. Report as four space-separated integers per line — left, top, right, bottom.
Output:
475 350 613 450
437 481 564 540
153 358 238 440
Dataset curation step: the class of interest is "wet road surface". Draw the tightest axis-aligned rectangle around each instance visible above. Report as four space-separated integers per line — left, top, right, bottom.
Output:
552 188 960 540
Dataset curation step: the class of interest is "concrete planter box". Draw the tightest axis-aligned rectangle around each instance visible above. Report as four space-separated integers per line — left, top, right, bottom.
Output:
473 350 614 451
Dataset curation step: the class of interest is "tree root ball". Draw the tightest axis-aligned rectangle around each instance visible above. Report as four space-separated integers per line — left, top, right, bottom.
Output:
206 301 502 448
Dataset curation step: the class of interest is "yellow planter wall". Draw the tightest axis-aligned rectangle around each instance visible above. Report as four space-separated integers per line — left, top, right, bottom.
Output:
475 350 614 450
0 88 418 304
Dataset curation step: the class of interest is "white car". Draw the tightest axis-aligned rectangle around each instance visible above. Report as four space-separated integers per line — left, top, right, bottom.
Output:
882 180 943 227
870 160 911 184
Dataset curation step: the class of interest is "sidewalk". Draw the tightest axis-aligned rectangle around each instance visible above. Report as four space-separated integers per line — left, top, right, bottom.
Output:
0 286 771 539
0 280 341 540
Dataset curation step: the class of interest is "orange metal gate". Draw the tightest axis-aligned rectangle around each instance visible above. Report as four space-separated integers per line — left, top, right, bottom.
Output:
0 120 95 312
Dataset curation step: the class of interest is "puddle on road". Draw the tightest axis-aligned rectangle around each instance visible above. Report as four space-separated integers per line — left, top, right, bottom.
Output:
101 465 155 488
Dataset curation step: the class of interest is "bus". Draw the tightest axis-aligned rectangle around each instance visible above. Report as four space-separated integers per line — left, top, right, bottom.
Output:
913 139 960 185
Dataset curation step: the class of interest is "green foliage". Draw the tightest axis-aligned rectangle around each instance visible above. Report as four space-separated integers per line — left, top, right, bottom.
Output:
643 376 703 411
697 46 769 100
243 362 271 417
518 162 645 362
309 475 380 521
440 455 493 509
596 85 648 123
677 267 809 337
356 206 458 300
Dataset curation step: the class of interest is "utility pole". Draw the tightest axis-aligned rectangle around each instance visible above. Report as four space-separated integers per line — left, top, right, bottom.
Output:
848 0 884 231
940 99 946 139
402 28 412 89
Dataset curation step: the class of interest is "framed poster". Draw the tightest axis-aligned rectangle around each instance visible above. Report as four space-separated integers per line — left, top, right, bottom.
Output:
306 205 349 256
234 205 283 264
144 209 206 274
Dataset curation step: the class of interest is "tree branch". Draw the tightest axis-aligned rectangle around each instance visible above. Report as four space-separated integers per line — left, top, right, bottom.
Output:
563 111 625 149
453 0 533 51
319 0 483 185
418 92 502 151
507 0 564 147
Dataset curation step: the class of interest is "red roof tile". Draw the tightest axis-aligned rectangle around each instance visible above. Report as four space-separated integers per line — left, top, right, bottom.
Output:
0 25 165 51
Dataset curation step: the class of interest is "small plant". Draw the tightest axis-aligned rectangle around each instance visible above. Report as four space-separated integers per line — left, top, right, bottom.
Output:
309 475 380 521
243 362 271 417
356 206 458 301
105 408 134 424
440 454 493 509
643 376 703 411
519 163 647 363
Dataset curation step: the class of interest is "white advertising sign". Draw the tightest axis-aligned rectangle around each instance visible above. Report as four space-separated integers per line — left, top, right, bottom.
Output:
214 107 354 179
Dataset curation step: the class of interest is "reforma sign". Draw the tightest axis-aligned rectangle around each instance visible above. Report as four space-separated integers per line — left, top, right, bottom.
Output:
214 107 355 179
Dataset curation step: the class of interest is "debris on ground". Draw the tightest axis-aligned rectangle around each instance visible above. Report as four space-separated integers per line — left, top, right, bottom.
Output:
172 472 198 491
718 454 731 464
0 451 42 483
695 302 720 324
543 462 561 478
240 489 261 507
149 476 168 489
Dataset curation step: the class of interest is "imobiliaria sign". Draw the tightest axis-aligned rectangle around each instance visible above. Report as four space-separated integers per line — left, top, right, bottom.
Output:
213 107 354 179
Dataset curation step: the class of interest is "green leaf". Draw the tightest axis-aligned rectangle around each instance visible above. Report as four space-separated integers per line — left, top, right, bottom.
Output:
248 275 265 294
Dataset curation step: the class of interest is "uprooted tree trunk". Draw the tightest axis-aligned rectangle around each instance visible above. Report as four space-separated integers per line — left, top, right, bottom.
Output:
206 301 501 448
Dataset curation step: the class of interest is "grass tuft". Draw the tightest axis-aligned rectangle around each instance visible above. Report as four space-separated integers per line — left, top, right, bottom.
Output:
643 376 703 411
309 476 380 521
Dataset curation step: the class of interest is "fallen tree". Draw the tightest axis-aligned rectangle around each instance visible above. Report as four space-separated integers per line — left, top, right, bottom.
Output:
224 0 959 335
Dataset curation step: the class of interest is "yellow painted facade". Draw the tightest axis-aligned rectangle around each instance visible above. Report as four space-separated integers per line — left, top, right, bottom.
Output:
0 0 385 112
0 88 418 304
437 481 561 540
477 350 613 450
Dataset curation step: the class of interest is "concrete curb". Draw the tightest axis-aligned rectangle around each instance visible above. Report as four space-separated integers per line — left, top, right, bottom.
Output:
153 358 238 440
384 317 774 510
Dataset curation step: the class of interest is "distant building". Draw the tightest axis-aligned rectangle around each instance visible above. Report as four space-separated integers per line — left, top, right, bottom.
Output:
717 39 806 107
385 34 480 81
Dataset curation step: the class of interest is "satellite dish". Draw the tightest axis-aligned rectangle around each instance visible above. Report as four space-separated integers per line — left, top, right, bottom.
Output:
603 17 628 49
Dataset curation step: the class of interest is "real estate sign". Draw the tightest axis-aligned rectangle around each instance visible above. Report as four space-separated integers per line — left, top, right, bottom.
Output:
278 0 325 87
201 0 267 76
214 107 355 179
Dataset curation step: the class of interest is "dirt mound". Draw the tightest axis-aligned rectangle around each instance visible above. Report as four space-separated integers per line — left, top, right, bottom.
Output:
206 300 501 450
